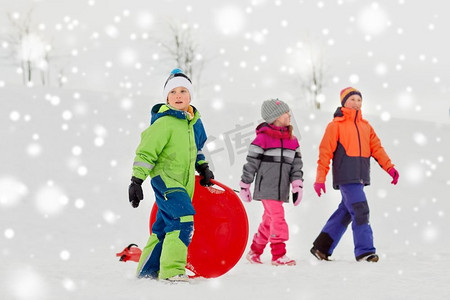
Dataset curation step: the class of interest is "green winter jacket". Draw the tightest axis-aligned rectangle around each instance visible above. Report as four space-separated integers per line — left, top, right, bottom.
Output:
132 104 208 198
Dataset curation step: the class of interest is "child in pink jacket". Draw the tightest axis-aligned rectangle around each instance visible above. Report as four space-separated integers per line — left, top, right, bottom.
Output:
239 99 303 266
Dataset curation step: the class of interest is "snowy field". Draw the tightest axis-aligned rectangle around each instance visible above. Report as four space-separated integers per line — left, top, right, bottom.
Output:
0 86 448 300
1 1 450 299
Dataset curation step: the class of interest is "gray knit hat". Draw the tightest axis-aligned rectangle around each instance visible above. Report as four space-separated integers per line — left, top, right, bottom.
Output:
261 98 290 124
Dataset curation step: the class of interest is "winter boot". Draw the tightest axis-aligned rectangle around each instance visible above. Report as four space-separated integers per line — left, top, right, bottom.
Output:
310 247 331 261
164 274 190 282
356 253 379 262
246 250 263 264
271 255 296 266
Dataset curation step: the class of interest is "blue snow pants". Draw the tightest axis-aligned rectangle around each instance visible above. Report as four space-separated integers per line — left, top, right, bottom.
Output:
136 175 195 279
313 183 376 259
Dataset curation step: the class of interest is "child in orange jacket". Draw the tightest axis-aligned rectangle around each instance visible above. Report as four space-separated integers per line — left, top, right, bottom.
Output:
310 87 399 262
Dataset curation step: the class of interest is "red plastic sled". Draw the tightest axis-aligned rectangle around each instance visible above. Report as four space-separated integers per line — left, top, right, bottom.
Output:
149 176 248 278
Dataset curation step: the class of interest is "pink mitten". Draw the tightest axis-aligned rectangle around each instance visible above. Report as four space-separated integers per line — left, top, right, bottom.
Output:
239 181 252 202
291 179 303 206
388 167 399 185
313 182 326 197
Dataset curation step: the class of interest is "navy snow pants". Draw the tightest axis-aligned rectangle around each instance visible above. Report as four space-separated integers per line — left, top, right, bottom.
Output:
313 183 376 259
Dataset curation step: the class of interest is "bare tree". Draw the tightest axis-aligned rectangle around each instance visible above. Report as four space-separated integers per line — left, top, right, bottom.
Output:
159 21 205 92
4 10 35 84
1 9 52 85
296 41 328 110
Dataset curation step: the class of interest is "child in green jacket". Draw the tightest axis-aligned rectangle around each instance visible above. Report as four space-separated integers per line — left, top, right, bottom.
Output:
128 69 214 281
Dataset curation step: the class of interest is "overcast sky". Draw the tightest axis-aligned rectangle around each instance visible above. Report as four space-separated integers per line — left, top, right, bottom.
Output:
0 0 448 122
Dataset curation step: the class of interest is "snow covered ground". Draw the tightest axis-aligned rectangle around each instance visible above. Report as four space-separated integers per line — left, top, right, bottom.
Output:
1 1 449 299
0 86 448 300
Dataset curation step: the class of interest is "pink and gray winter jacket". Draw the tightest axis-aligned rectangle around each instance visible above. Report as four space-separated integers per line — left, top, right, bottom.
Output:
241 122 303 202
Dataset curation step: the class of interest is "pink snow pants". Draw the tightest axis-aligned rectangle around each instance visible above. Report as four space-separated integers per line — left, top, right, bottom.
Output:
250 199 289 260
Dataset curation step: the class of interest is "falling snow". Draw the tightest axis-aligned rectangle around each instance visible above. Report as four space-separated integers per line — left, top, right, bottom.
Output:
34 183 69 216
0 177 28 207
0 1 449 299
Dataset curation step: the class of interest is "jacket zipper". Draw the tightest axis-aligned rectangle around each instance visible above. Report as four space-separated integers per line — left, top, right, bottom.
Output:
354 110 363 183
278 129 284 199
187 117 192 188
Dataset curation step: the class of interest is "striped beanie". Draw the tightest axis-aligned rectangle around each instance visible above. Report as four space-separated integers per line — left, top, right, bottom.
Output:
163 68 193 102
340 87 362 106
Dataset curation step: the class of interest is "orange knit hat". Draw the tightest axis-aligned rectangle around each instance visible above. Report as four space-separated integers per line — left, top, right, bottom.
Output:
340 87 362 106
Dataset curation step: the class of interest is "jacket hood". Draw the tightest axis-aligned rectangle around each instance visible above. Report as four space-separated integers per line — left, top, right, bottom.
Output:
333 107 365 122
256 122 291 139
150 104 199 125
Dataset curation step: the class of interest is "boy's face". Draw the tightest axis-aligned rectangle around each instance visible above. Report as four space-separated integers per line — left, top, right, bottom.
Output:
167 87 191 111
344 94 362 110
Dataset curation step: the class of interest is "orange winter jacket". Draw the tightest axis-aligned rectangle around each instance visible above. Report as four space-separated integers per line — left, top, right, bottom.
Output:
316 107 394 189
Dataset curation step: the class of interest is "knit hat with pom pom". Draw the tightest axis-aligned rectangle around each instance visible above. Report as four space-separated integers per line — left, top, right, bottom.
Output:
261 98 290 124
163 68 193 102
340 87 362 106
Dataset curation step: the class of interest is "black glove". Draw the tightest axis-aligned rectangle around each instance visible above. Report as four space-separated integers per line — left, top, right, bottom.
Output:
128 176 144 208
196 163 214 187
